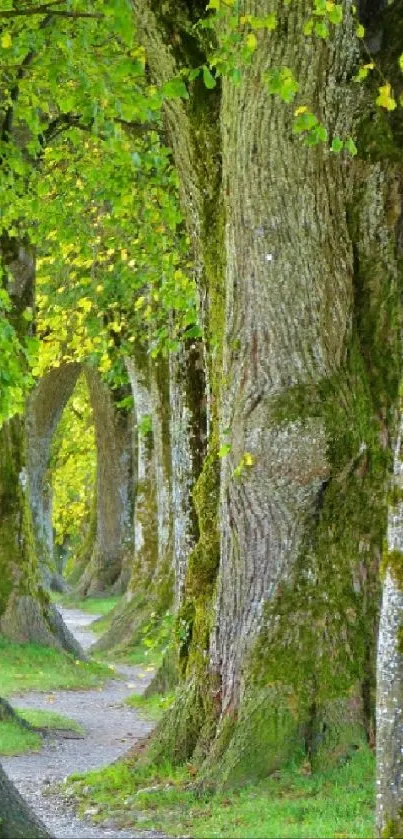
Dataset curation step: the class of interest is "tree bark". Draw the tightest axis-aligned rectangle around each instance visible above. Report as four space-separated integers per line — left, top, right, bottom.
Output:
26 363 81 589
0 764 50 839
92 352 174 652
376 416 403 837
134 0 403 783
75 367 134 597
0 237 84 657
170 340 206 607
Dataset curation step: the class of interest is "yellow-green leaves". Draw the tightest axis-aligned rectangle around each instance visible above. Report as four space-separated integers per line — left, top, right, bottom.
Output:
376 84 397 111
265 67 299 103
233 452 255 479
353 62 374 83
1 32 12 49
304 0 343 39
292 108 328 145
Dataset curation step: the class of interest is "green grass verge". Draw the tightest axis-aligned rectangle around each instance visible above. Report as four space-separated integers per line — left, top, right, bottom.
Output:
0 721 42 755
125 692 174 722
0 635 110 697
0 708 84 756
66 745 375 838
51 594 122 617
17 708 84 734
50 594 122 638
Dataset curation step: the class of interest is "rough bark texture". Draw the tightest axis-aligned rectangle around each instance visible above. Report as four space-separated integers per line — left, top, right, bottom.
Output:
92 353 174 653
76 367 133 596
0 238 85 657
26 363 81 588
133 0 403 784
376 417 403 837
0 764 50 839
169 341 206 607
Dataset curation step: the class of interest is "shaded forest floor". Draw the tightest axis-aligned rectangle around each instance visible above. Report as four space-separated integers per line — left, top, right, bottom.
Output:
0 598 376 838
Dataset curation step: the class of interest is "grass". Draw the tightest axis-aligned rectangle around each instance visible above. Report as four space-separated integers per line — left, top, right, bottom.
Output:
0 708 84 756
66 745 375 838
17 707 84 734
0 634 110 697
125 692 175 722
51 593 122 617
0 721 42 755
50 593 122 637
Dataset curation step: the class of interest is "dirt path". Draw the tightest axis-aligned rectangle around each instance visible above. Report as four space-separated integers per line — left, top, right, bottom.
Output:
3 607 163 839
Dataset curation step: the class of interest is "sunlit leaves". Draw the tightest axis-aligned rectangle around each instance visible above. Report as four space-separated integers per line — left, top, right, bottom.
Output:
376 84 397 111
265 67 299 103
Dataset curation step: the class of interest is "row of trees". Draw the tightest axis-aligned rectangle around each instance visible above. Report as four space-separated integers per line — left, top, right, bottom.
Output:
0 0 403 836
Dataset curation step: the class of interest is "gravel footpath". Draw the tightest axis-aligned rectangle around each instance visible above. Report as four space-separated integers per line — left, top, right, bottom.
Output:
3 607 164 839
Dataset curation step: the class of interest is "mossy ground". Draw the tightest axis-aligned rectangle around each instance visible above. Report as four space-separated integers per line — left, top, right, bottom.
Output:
66 743 374 838
0 634 110 697
0 708 83 756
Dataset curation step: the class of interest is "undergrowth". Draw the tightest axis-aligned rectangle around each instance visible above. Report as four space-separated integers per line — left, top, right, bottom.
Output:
66 744 375 838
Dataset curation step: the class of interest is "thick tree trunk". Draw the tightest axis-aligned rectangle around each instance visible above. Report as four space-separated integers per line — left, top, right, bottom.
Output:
92 352 174 652
0 238 84 657
26 363 81 589
76 367 133 596
134 0 403 782
0 764 50 839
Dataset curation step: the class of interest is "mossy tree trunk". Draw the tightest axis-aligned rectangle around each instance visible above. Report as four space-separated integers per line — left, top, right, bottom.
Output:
135 0 403 782
75 366 134 597
93 352 174 651
0 236 84 657
26 363 81 590
170 340 207 607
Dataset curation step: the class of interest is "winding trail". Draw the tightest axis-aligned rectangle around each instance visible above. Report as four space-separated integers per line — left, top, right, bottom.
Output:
3 607 163 839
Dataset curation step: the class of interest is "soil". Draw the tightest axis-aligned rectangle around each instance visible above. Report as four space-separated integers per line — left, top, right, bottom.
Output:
2 607 165 839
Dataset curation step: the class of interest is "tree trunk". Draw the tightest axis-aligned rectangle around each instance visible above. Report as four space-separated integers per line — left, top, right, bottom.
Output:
76 367 134 597
26 363 81 589
92 352 174 652
133 0 403 782
170 340 206 608
0 764 50 839
0 237 84 657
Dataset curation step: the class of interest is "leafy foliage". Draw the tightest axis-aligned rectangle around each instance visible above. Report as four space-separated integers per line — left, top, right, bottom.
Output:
50 374 96 558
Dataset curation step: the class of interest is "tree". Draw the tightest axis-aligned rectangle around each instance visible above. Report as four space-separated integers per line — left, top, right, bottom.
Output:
131 0 403 798
0 763 50 839
76 366 134 596
0 0 149 647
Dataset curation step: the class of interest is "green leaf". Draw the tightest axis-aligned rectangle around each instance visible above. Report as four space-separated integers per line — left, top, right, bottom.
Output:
331 137 344 153
345 137 358 156
161 78 189 100
265 67 299 103
314 20 329 39
202 65 217 89
218 443 232 458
